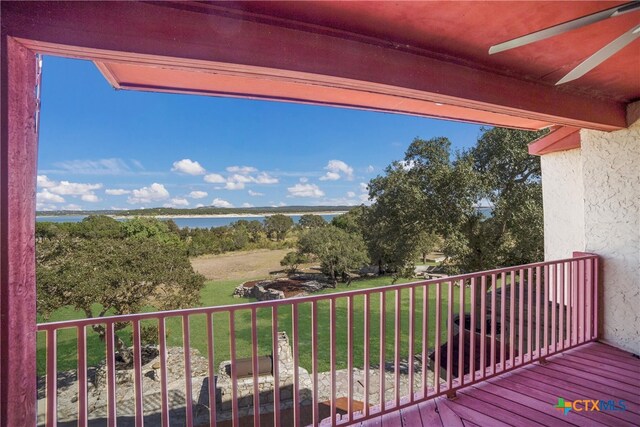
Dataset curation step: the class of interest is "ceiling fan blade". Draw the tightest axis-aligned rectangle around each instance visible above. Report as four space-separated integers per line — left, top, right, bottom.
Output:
489 2 640 54
556 24 640 85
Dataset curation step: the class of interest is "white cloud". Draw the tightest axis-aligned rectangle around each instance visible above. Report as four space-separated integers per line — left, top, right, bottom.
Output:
347 191 356 198
319 171 341 181
127 183 170 204
299 177 309 183
248 190 264 197
37 175 56 188
37 189 65 204
228 174 253 184
105 189 130 196
225 181 245 190
37 175 102 201
204 173 226 183
81 194 100 203
195 203 204 208
401 160 416 171
320 160 354 181
287 183 325 198
188 190 208 199
252 172 278 184
171 159 206 175
367 165 375 173
164 198 190 208
64 203 82 210
212 198 233 208
242 202 254 208
226 166 257 175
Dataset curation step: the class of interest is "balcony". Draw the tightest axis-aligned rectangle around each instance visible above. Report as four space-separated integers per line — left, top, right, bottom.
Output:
37 252 638 426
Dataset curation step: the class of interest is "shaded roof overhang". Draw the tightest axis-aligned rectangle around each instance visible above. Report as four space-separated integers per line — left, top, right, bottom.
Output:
3 1 638 131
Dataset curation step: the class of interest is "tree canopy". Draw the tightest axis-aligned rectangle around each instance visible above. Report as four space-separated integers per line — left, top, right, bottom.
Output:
364 127 546 273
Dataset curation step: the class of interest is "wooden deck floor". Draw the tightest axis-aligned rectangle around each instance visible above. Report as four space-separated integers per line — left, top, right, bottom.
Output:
350 342 640 426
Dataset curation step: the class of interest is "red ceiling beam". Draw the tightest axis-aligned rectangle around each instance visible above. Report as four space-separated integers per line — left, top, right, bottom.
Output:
528 126 582 155
1 1 628 131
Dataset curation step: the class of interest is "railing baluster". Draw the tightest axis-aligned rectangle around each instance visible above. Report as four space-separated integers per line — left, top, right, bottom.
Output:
509 271 516 368
543 265 549 357
586 259 593 340
271 307 280 427
421 284 429 396
480 276 487 379
394 289 401 408
434 282 441 394
490 274 496 374
558 263 564 352
579 259 585 343
158 318 169 427
379 292 386 411
347 295 354 421
458 279 465 385
551 264 557 354
363 294 370 416
183 315 194 427
131 321 143 427
518 269 524 365
206 313 217 427
535 266 541 359
470 277 476 382
500 272 506 371
527 268 533 359
292 304 300 427
251 308 260 427
229 311 239 427
330 298 337 425
446 281 453 391
46 328 57 427
408 287 415 402
311 301 319 425
77 325 88 427
106 322 117 427
567 261 573 347
572 259 578 345
593 257 599 339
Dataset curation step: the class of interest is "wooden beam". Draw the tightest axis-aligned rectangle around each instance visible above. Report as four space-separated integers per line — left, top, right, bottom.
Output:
1 1 628 131
0 36 39 426
528 127 581 156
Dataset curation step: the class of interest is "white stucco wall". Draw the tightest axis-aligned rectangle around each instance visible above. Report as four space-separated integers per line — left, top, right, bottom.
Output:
580 120 640 354
541 109 640 354
540 149 585 261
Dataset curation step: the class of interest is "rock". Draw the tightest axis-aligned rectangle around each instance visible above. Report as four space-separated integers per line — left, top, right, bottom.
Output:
152 361 161 370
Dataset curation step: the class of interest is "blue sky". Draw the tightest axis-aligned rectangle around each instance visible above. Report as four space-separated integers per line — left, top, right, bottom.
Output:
37 56 484 211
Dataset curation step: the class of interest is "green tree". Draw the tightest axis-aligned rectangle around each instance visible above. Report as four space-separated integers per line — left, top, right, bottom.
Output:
366 128 545 274
36 237 204 357
72 215 124 239
264 214 294 241
298 214 327 229
331 207 366 235
297 226 369 283
280 251 309 274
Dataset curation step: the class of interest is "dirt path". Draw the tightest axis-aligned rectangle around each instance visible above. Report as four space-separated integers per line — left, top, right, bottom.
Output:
191 249 296 281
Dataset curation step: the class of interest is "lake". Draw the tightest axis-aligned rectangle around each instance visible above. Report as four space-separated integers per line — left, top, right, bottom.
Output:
36 214 342 229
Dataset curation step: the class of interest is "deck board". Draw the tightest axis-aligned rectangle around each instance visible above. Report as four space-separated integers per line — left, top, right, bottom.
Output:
355 342 640 427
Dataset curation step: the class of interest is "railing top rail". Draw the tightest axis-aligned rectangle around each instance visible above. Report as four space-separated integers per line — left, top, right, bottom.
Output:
36 254 597 331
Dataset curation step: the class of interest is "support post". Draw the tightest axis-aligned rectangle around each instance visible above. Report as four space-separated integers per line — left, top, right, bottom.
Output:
0 36 39 427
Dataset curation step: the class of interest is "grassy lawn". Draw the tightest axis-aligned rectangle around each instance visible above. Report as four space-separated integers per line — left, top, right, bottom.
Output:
37 276 472 376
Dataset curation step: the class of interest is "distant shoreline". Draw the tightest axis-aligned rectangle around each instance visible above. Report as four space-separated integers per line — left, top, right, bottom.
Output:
37 211 348 220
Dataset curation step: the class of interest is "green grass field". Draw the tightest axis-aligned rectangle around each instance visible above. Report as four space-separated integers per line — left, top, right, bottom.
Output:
37 276 472 376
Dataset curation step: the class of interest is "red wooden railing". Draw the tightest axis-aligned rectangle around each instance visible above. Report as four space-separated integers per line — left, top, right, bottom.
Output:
37 253 598 426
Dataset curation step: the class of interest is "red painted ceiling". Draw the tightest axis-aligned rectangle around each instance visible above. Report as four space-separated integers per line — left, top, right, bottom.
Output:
218 1 639 103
